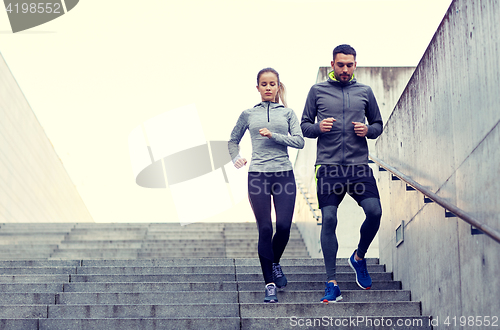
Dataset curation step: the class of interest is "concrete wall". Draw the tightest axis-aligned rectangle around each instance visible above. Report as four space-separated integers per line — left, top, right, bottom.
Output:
294 66 414 258
0 52 93 223
375 0 500 327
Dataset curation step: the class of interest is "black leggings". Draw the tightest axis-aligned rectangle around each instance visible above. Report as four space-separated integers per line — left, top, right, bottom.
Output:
248 171 296 284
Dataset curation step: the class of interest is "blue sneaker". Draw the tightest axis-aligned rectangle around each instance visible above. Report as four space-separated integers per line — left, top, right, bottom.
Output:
264 283 278 303
321 281 343 303
348 250 372 290
272 263 287 288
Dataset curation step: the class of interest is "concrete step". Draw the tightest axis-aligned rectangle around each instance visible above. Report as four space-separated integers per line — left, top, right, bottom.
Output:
62 234 147 240
57 239 226 247
0 283 64 293
38 317 432 330
235 258 378 266
61 280 401 293
0 275 69 283
227 252 310 258
5 302 420 319
38 318 241 330
0 319 39 330
242 316 431 330
235 265 386 273
0 264 381 276
80 258 235 266
0 260 80 267
52 247 228 254
68 273 237 283
237 281 402 291
0 293 57 305
226 245 309 251
0 223 429 329
63 281 239 293
0 235 66 242
55 291 239 304
47 303 239 318
239 301 422 317
75 266 235 275
238 289 411 303
58 242 144 249
0 245 58 251
49 252 140 259
50 290 410 305
0 305 47 318
0 253 55 260
0 267 77 275
236 272 392 282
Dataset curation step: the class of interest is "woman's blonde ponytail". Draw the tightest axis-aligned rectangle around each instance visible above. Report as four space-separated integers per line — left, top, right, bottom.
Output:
276 82 287 108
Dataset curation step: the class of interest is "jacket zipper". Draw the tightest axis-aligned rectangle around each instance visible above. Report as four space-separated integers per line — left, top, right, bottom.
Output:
342 88 346 164
267 103 270 122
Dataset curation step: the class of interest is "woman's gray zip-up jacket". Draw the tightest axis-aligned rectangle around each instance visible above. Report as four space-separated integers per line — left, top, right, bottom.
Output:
228 101 304 172
300 75 383 166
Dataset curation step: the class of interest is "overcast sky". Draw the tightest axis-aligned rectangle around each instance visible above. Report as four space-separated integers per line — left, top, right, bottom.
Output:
0 0 452 223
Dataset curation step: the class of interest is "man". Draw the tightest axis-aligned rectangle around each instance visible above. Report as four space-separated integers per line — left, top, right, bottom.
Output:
300 44 383 303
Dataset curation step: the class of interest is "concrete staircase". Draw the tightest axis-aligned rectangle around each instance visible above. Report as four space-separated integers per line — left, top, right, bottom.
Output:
0 222 431 329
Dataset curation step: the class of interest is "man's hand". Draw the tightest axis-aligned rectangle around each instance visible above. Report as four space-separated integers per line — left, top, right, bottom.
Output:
320 117 336 132
259 128 272 138
352 122 368 137
234 158 247 169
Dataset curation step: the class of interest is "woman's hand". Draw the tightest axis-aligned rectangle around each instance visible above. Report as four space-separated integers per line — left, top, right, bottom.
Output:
234 158 247 169
259 128 272 138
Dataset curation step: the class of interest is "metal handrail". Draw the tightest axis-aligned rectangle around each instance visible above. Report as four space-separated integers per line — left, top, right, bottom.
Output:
296 180 321 222
369 154 500 244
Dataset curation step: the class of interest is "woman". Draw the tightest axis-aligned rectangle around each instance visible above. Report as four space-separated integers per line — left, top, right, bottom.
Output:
228 68 304 303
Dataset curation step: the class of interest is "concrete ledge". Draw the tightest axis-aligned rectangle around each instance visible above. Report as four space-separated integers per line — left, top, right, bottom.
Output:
234 258 378 266
56 291 239 304
0 267 77 275
69 274 236 283
76 266 235 275
39 317 241 330
0 275 69 283
0 318 39 330
239 302 421 317
241 316 431 330
235 265 385 273
63 281 239 293
0 283 64 293
0 305 47 318
0 260 80 267
47 303 240 318
81 258 235 267
0 293 56 305
237 281 401 291
238 290 410 303
236 272 392 282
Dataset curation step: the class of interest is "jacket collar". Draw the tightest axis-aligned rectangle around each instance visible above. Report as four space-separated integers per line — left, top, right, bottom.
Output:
328 71 356 85
254 101 284 109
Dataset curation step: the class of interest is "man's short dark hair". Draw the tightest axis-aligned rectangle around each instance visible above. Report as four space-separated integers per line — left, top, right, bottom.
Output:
333 44 356 61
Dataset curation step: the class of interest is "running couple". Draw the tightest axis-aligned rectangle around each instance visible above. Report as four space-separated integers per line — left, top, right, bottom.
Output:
228 44 383 304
